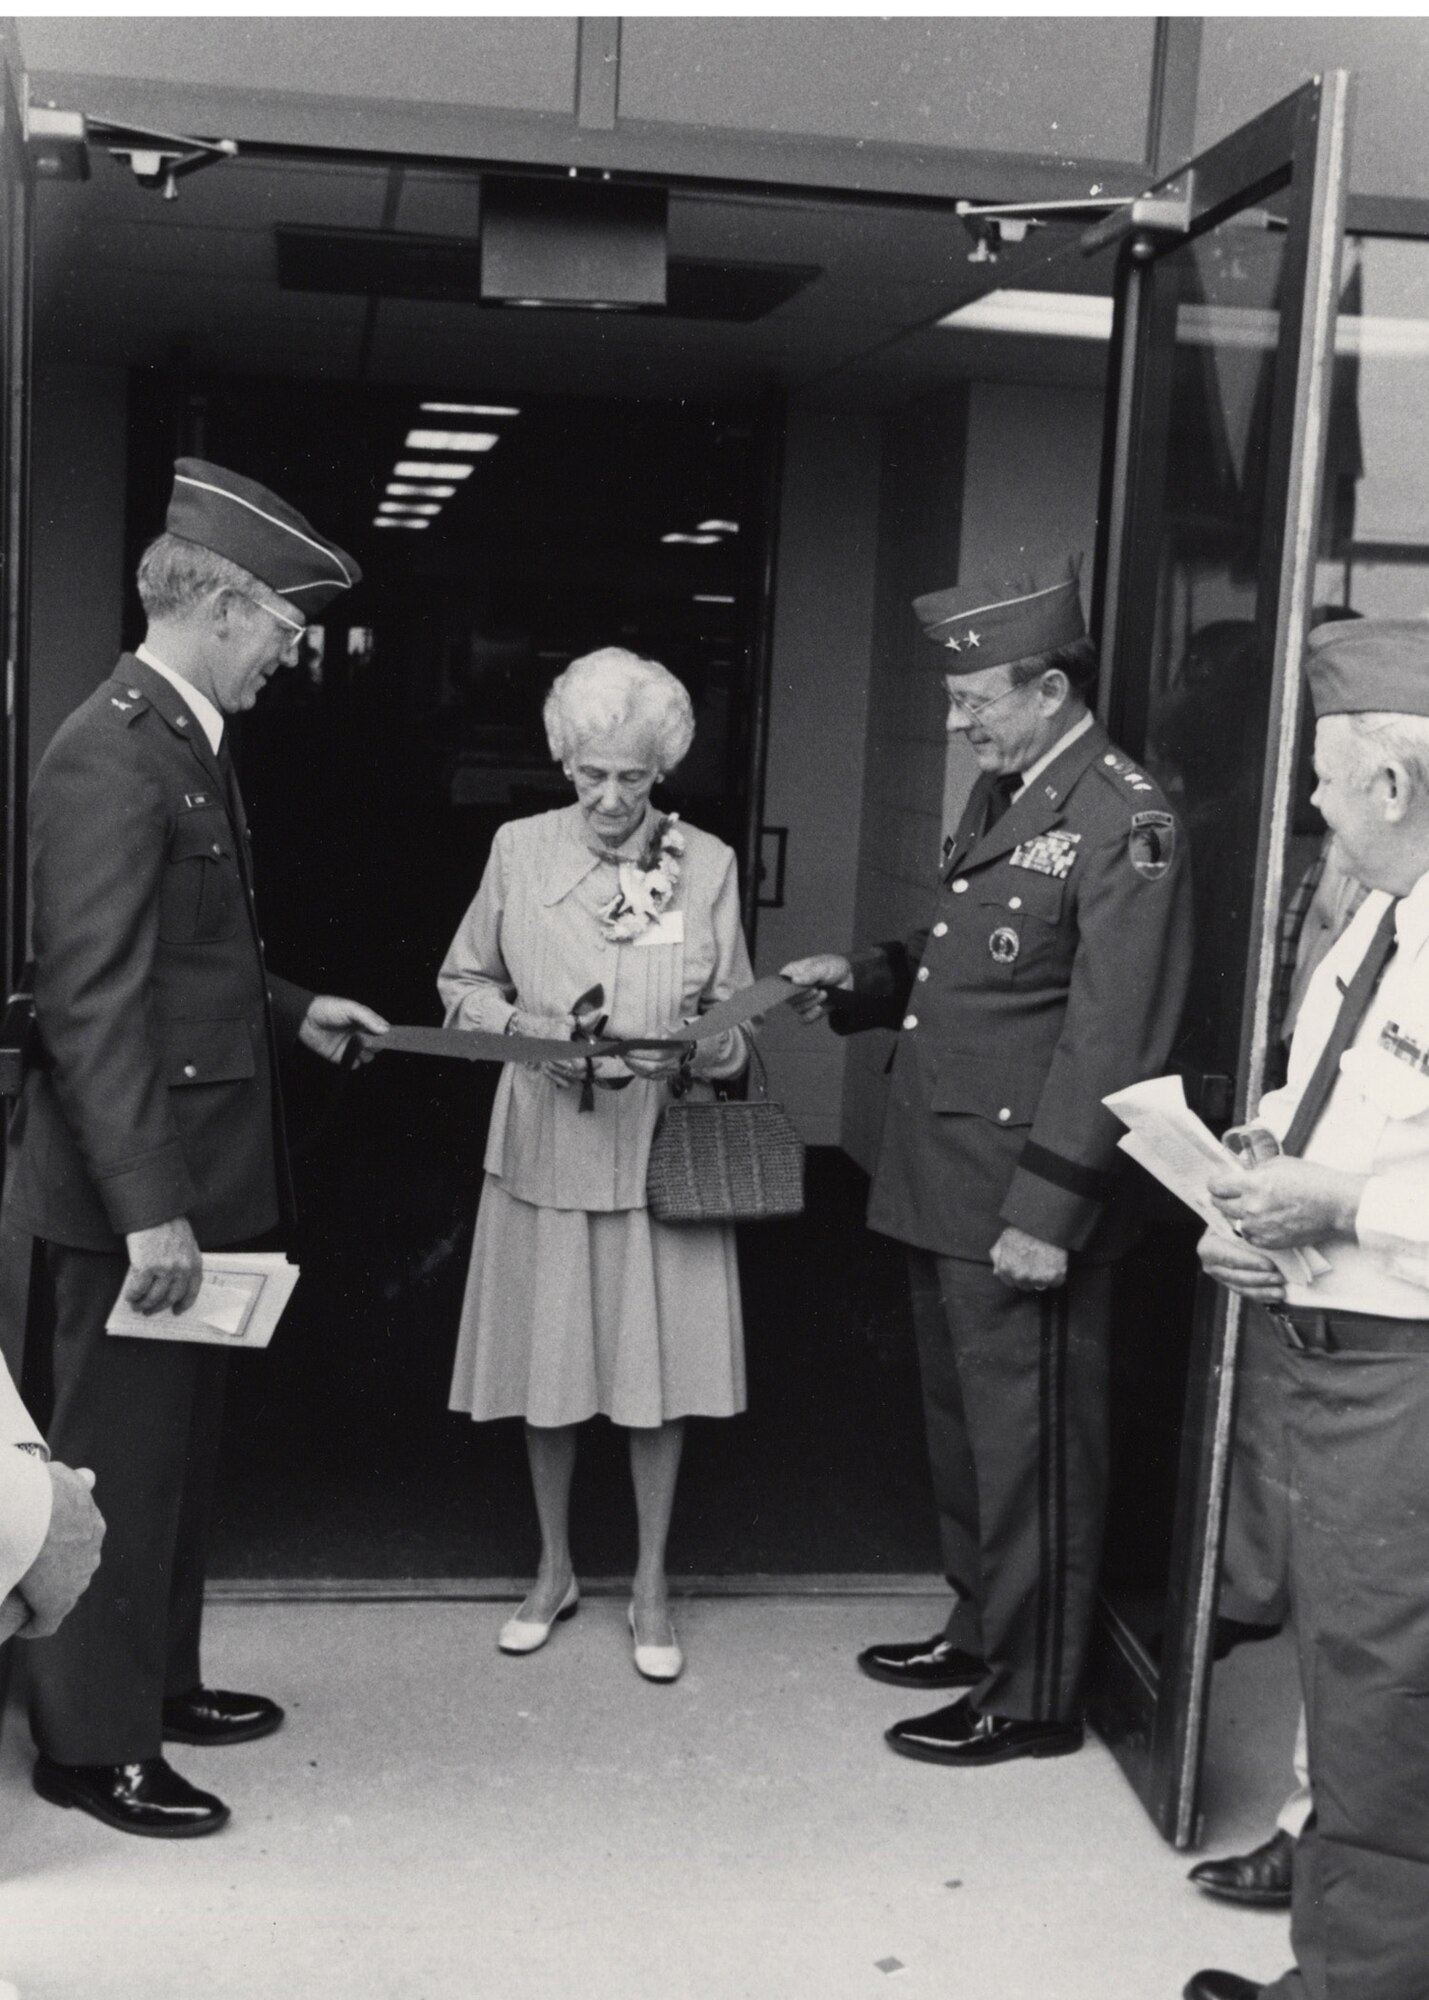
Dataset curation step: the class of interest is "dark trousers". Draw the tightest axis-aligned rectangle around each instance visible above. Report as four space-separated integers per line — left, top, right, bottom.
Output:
1218 1311 1292 1629
20 1239 228 1764
906 1250 1112 1722
1259 1326 1429 2000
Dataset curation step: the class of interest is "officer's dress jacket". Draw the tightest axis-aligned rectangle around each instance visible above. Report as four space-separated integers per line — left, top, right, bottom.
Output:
837 717 1193 1263
6 655 313 1252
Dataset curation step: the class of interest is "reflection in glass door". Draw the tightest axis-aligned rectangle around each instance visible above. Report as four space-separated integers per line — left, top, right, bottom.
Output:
1086 73 1352 1843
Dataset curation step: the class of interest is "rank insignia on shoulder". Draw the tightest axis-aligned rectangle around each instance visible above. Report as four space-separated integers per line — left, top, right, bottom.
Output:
1129 809 1176 879
1379 1019 1429 1075
1011 831 1080 879
1102 750 1155 795
110 697 133 713
989 925 1020 964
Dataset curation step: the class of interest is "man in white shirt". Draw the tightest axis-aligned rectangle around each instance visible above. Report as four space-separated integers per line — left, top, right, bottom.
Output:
0 1352 103 1635
1186 618 1429 2000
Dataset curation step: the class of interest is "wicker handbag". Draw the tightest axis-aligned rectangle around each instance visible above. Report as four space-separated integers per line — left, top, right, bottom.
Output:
646 1044 805 1223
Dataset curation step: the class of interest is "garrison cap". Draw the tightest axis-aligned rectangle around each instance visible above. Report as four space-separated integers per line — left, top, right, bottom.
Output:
1305 617 1429 719
913 556 1086 675
166 458 360 615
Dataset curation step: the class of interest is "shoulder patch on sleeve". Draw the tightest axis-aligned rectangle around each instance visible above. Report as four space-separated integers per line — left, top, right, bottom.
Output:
1129 809 1176 879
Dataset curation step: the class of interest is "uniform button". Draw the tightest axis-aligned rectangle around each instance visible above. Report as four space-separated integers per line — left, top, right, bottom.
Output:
1009 895 1022 911
916 967 930 982
902 1014 918 1031
212 842 222 855
932 922 948 937
127 688 141 699
175 715 188 728
1104 753 1116 765
952 879 968 895
182 1063 198 1079
997 1107 1011 1122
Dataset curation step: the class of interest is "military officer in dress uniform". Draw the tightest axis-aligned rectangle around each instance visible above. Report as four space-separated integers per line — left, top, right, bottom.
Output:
3 460 388 1837
1187 619 1429 2000
783 559 1192 1766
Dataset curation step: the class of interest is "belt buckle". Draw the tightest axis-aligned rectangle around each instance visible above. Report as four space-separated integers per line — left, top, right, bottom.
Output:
1263 1304 1306 1350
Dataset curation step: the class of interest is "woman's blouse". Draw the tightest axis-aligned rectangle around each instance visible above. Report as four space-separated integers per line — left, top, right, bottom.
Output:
438 802 754 1211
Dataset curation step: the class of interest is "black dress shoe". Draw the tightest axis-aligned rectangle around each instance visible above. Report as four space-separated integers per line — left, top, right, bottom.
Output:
857 1635 985 1690
1183 1973 1263 2000
1148 1618 1282 1667
885 1701 1083 1766
33 1755 230 1838
162 1686 284 1746
1188 1827 1294 1907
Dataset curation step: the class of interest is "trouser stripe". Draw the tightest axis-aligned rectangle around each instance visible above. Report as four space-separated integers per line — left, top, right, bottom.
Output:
1048 1287 1069 1714
1035 1290 1053 1717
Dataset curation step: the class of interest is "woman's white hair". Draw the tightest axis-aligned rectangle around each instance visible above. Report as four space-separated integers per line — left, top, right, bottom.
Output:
544 646 696 773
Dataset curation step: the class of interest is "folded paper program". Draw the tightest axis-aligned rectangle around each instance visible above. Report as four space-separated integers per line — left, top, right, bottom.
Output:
1103 1074 1330 1289
360 976 813 1068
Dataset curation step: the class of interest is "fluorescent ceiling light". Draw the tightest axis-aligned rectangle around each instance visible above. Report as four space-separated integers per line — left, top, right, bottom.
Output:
697 520 739 534
379 501 441 516
694 594 735 605
420 402 520 417
661 532 721 546
387 482 457 498
405 429 498 452
394 460 475 479
374 517 429 530
939 291 1113 340
939 288 1429 359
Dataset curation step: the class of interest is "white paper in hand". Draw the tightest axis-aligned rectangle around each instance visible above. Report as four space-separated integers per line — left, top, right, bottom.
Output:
106 1254 300 1348
1104 1075 1326 1287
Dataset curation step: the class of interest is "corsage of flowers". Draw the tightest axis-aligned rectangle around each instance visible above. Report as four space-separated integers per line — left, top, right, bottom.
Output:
598 813 684 943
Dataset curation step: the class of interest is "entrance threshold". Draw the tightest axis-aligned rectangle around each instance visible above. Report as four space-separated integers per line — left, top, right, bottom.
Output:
209 1574 947 1605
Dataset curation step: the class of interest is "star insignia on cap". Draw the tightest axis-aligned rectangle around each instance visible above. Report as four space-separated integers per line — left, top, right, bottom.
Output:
965 629 981 649
943 635 963 653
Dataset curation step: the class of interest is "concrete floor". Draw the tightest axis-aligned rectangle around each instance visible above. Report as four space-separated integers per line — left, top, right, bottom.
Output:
0 1596 1299 2000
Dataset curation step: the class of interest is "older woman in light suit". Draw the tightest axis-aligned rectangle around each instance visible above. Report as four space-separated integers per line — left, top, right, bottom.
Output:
439 648 751 1681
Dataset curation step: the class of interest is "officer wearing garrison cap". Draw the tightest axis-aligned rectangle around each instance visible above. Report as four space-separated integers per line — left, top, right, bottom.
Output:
784 560 1192 1766
3 461 388 1837
1187 619 1429 2000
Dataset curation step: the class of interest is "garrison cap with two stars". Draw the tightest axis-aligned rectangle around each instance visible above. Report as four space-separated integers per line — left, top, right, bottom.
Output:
1306 616 1429 719
913 556 1086 676
165 458 361 616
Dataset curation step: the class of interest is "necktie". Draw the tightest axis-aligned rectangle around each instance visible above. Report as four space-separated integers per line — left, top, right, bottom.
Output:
1281 896 1400 1157
983 774 1019 834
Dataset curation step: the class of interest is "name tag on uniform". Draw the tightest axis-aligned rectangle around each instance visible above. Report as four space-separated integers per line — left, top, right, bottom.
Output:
634 910 684 948
1010 831 1080 879
1379 1018 1429 1077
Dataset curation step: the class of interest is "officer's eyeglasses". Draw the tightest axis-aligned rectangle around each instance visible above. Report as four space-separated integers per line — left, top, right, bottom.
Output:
246 596 306 656
944 677 1029 723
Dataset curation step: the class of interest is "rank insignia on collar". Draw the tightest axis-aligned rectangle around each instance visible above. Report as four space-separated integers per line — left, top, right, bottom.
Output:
111 697 132 712
1129 809 1176 879
1010 831 1080 879
989 925 1020 964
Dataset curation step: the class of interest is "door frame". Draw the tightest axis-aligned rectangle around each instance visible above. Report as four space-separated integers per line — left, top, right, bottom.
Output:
0 21 31 1004
1086 72 1353 1846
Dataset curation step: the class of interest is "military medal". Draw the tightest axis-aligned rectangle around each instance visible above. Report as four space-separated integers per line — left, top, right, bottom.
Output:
989 926 1020 964
1010 831 1080 879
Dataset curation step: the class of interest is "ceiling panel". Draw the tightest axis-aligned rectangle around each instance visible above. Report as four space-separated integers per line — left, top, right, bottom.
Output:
33 141 1104 405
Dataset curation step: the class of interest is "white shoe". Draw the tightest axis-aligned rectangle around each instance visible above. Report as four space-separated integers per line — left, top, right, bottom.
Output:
498 1577 579 1655
628 1603 683 1683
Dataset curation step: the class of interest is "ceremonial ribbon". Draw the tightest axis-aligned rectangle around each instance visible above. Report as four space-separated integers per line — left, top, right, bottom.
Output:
356 975 814 1069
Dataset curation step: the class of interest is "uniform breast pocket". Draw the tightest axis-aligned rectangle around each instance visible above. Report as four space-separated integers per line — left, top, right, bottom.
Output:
977 874 1064 980
159 814 239 946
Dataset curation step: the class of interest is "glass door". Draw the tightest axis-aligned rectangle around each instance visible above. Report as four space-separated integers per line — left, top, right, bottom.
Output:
0 30 31 1003
1085 75 1352 1843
